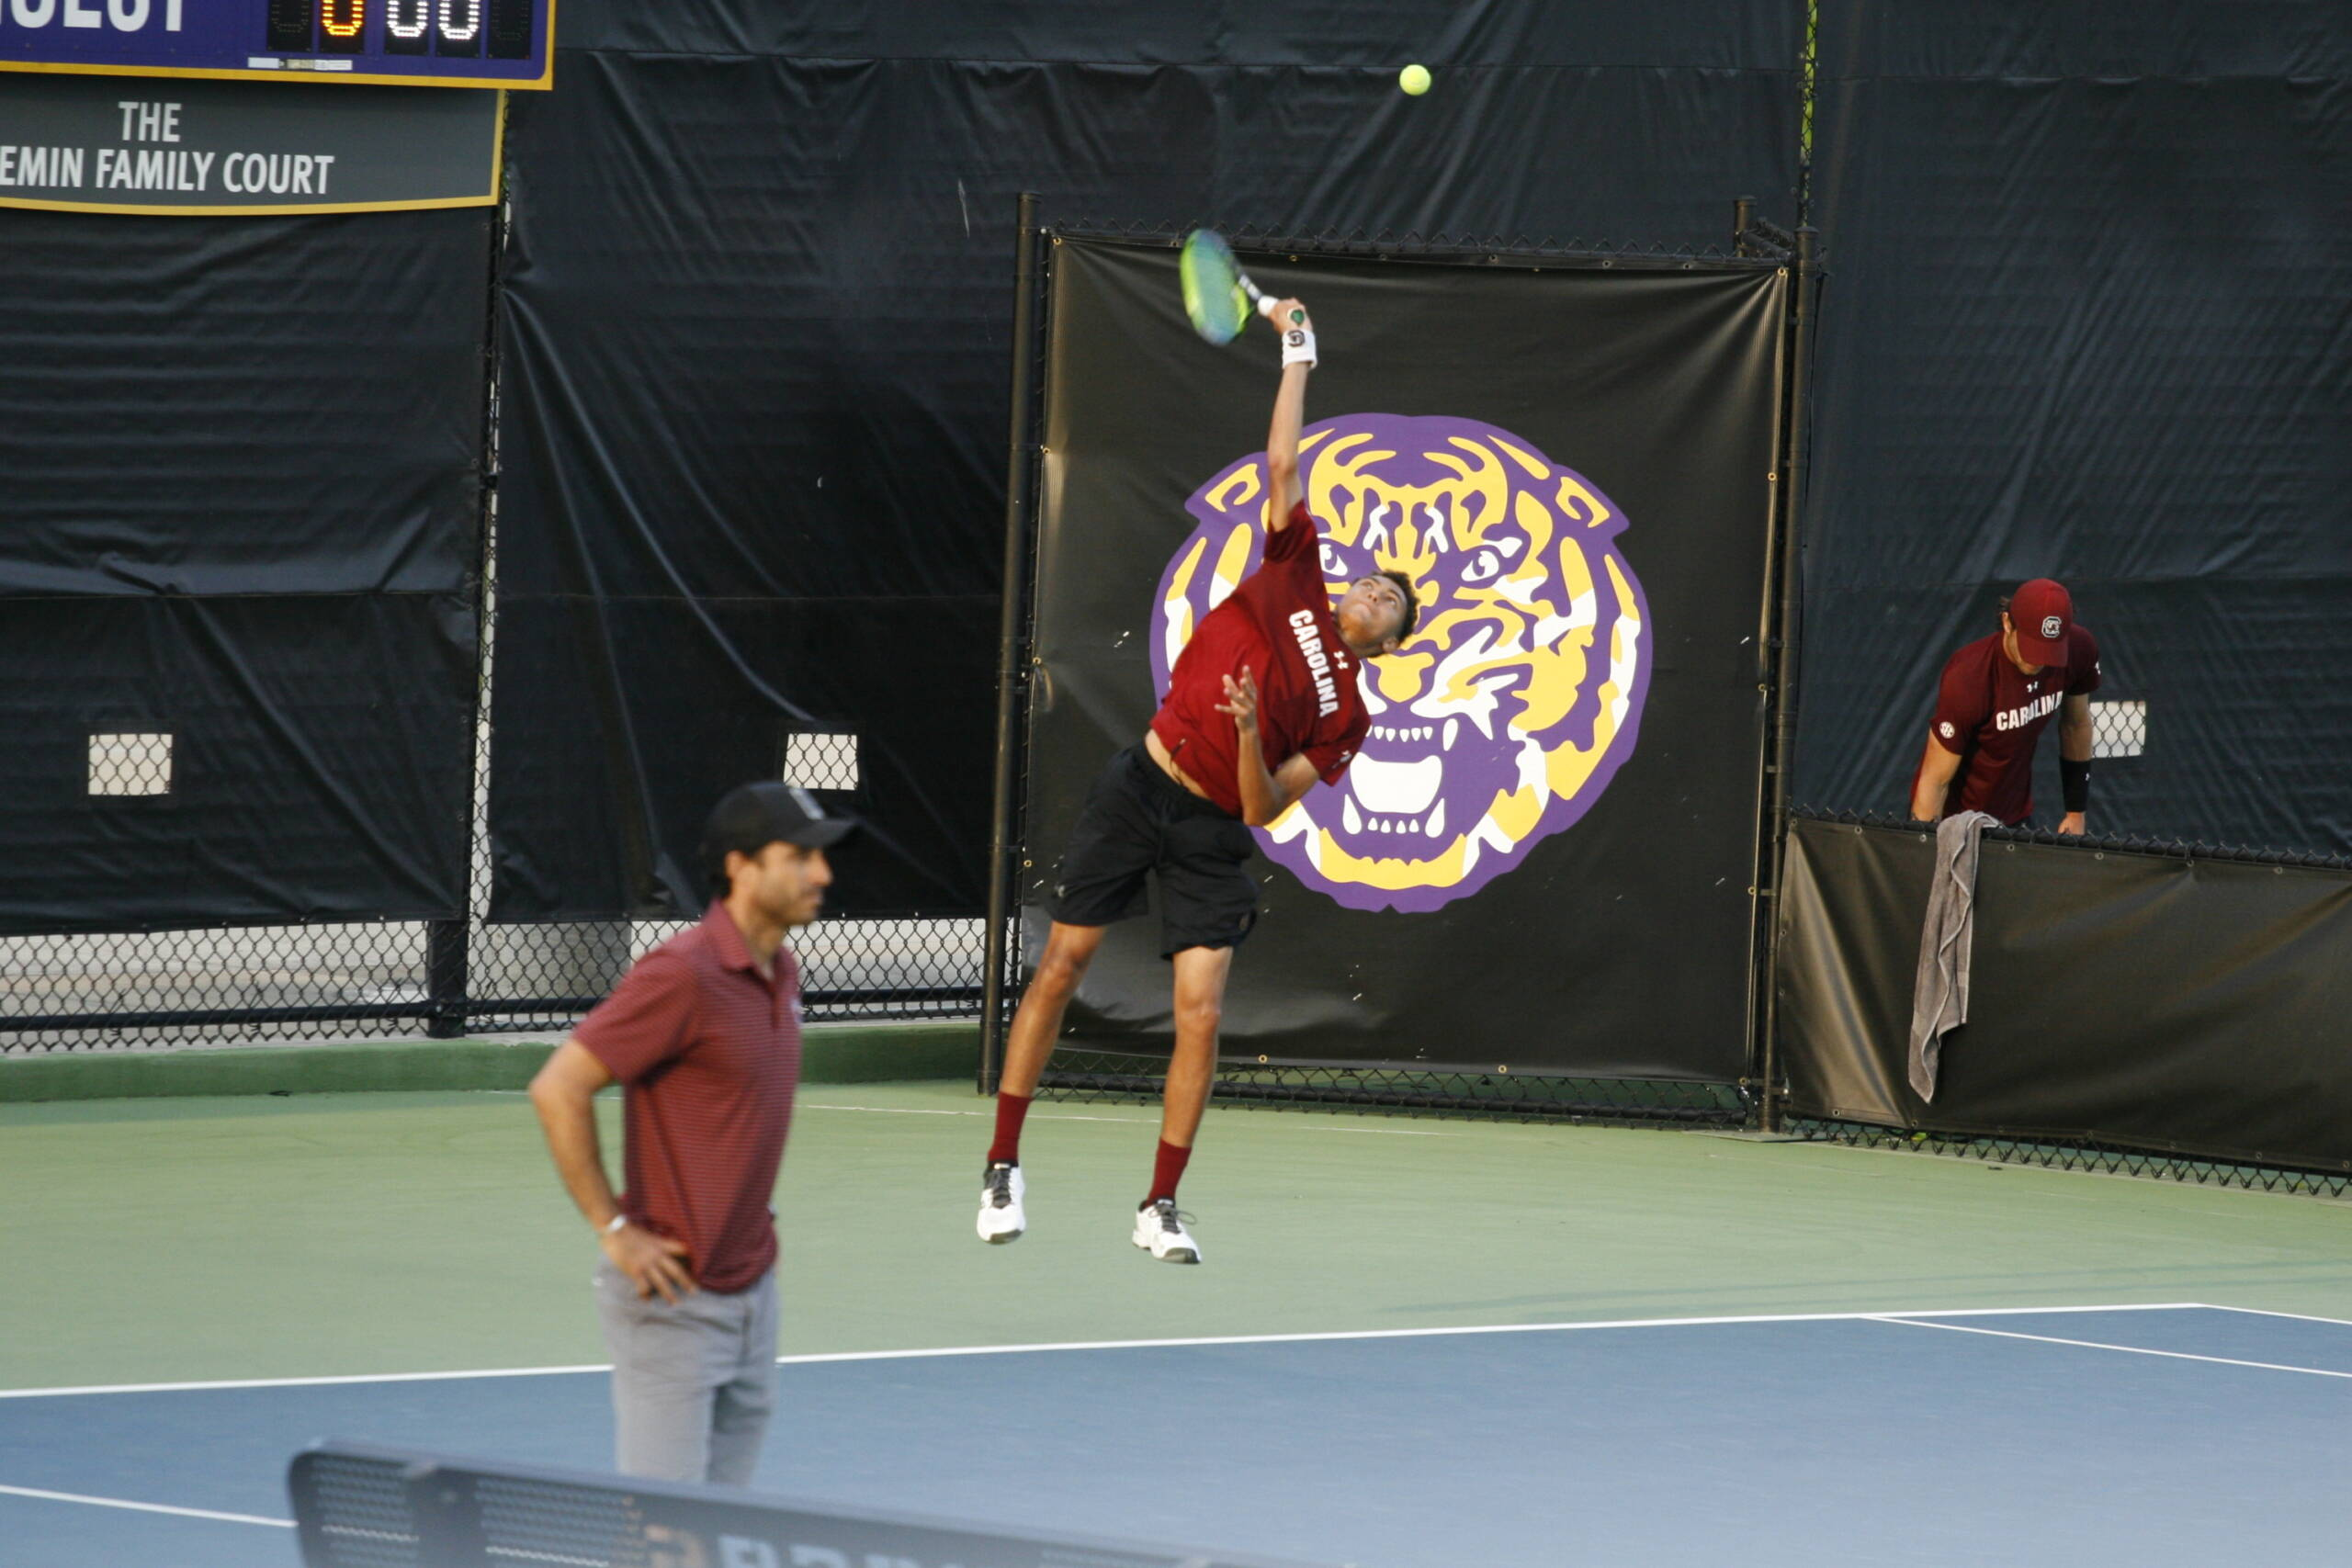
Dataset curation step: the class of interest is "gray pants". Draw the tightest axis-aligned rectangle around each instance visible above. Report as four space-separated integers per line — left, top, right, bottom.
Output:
594 1257 778 1485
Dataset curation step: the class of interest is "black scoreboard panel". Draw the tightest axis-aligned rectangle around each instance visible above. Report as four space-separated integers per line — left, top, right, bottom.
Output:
1 0 554 87
263 0 536 60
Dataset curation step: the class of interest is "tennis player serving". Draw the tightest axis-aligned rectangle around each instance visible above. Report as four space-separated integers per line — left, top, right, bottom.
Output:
976 297 1417 1262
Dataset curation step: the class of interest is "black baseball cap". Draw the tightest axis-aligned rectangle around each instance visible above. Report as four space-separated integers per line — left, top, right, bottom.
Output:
700 782 858 876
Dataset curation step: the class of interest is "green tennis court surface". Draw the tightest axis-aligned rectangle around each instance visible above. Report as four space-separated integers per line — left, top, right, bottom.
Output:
5 1082 2348 1564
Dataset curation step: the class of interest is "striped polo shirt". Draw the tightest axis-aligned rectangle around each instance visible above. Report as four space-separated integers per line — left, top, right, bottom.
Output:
572 901 802 1292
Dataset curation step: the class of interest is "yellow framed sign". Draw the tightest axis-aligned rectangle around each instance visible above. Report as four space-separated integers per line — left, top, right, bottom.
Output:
0 73 502 213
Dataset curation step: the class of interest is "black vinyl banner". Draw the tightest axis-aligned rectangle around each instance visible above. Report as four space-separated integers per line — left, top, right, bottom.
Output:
552 0 1800 67
1777 817 2352 1174
0 208 487 932
0 593 478 934
1796 6 2352 854
1026 239 1785 1078
483 12 1801 922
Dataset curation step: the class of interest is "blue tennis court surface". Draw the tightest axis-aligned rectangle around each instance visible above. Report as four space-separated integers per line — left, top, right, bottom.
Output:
6 1304 2347 1567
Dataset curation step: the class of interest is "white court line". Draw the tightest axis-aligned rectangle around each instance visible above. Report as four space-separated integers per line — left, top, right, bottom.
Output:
0 1362 614 1400
0 1482 291 1529
2192 1302 2352 1328
0 1303 2207 1400
1869 1315 2352 1380
801 1103 1454 1134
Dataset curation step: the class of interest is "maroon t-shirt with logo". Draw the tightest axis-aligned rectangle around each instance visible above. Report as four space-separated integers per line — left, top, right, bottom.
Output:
1148 500 1371 818
1915 625 2102 825
572 902 801 1293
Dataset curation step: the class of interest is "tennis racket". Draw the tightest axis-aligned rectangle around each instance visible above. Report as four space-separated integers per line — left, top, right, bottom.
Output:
1179 229 1305 344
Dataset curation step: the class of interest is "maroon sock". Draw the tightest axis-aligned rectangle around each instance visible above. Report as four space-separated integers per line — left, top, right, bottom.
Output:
987 1091 1033 1167
1148 1139 1192 1205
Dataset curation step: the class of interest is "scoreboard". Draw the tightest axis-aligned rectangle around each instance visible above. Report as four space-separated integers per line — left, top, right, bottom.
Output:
0 0 552 88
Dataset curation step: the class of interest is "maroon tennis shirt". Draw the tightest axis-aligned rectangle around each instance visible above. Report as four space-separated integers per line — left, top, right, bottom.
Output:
1914 624 2102 825
572 901 801 1292
1148 500 1370 817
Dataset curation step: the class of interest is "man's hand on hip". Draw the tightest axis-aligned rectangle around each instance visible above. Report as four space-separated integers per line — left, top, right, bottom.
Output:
603 1222 698 1303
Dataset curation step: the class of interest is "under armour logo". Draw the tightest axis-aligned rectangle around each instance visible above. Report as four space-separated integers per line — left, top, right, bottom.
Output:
1939 721 1955 739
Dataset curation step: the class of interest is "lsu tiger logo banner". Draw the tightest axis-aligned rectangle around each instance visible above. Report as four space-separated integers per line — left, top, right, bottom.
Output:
1152 414 1650 913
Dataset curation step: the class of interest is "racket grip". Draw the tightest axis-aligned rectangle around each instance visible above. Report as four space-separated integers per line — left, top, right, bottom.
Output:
1255 296 1308 331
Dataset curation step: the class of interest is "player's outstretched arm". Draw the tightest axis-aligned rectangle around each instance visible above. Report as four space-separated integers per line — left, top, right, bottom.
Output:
1263 298 1315 531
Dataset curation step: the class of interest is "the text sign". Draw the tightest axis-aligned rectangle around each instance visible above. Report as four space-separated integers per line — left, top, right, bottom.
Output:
0 71 501 212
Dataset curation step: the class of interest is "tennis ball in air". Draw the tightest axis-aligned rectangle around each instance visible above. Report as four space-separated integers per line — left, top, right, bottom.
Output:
1398 63 1432 96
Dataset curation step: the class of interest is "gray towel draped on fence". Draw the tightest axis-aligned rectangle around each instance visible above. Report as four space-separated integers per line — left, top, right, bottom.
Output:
1909 811 2000 1102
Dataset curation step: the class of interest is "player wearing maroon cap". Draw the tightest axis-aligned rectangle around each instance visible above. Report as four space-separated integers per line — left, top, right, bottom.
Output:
976 297 1417 1263
1910 578 2101 831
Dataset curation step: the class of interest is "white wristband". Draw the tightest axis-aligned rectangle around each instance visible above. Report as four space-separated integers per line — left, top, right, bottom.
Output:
601 1213 628 1235
1281 326 1317 368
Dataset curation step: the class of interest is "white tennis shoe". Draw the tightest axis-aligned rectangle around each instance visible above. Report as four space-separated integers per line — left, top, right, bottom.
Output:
977 1161 1025 1243
1131 1198 1201 1264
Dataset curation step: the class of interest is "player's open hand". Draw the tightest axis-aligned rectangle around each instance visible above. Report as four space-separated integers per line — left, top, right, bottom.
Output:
603 1221 698 1303
1217 668 1261 736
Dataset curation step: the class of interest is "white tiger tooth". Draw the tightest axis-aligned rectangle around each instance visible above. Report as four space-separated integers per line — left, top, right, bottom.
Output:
1428 798 1446 838
1343 796 1362 834
1443 718 1459 751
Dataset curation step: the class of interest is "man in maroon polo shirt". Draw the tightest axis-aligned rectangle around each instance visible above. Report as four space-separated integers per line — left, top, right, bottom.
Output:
975 297 1418 1264
1910 578 2102 830
527 782 854 1484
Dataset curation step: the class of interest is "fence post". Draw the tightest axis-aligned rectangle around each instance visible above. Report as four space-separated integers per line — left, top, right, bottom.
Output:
979 192 1043 1096
425 919 469 1038
431 135 513 1044
1752 224 1821 1133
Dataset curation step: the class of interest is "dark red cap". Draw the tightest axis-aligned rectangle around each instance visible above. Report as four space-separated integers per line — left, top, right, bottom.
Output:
2009 579 2073 666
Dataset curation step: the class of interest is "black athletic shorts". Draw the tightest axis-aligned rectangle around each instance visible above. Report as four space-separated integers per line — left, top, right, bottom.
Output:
1047 744 1261 958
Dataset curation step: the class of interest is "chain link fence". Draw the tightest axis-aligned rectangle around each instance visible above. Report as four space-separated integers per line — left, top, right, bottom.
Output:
1783 1118 2352 1200
1035 1048 1750 1127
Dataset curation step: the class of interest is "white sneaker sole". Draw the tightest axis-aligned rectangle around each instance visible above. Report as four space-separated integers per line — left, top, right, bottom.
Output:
978 1217 1023 1244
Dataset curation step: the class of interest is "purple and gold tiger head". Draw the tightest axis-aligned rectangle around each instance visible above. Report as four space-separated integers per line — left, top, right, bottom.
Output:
1151 413 1650 913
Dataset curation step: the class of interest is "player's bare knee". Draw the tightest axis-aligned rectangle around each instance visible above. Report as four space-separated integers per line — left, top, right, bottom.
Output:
1172 992 1222 1040
1033 945 1092 998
